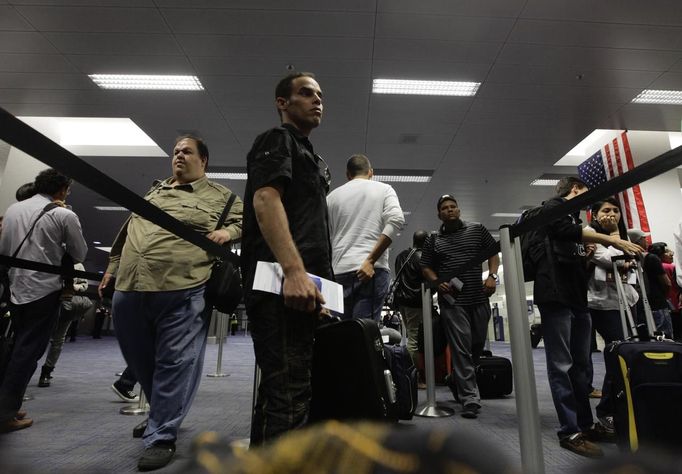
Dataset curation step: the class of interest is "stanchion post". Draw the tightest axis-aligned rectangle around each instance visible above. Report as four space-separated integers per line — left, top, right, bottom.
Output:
499 226 545 474
207 311 230 378
415 283 454 418
120 390 149 415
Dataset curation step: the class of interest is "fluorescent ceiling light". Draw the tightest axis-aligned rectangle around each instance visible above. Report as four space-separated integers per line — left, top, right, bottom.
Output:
89 74 204 91
374 175 431 183
531 179 560 186
94 206 128 211
95 247 112 253
632 89 682 105
18 116 166 157
92 241 101 245
491 212 522 218
206 172 247 180
372 79 480 96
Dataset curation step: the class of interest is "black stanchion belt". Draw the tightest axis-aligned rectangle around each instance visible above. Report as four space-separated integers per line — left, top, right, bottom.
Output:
0 106 238 279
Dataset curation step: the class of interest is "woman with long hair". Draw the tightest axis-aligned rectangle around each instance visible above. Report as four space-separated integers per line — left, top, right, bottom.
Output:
585 197 638 439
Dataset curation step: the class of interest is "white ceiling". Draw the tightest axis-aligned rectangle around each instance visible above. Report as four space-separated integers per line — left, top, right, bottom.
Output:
2 0 682 270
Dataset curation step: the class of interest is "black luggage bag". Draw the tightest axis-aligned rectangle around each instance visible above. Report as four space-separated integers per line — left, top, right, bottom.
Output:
310 318 398 422
383 312 418 420
604 255 682 452
476 350 513 398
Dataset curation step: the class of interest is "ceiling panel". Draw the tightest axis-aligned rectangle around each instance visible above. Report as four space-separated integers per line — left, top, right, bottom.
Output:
67 54 193 74
10 0 154 5
373 38 501 63
0 5 33 30
477 82 640 104
498 43 682 71
0 53 77 73
377 0 525 17
602 104 682 131
510 19 682 50
646 72 682 89
521 0 682 26
371 60 491 81
15 6 168 33
45 32 181 55
192 56 371 78
155 0 373 11
671 58 682 72
161 9 374 37
0 72 95 89
0 31 58 53
376 12 514 42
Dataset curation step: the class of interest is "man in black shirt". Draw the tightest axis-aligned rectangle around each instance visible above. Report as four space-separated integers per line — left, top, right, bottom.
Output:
420 195 499 419
241 72 332 445
644 242 673 338
394 230 428 368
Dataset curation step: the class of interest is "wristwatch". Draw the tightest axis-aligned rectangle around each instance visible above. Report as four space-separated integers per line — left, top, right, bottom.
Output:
488 273 498 282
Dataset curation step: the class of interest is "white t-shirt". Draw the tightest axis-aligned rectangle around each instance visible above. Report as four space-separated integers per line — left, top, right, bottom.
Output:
326 178 404 274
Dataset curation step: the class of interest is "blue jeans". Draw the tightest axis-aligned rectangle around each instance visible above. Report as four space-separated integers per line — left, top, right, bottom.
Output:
335 268 390 322
538 303 594 438
112 286 210 447
653 308 673 339
247 292 315 446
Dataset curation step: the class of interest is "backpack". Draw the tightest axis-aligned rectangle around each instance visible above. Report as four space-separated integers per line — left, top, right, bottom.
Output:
516 206 546 282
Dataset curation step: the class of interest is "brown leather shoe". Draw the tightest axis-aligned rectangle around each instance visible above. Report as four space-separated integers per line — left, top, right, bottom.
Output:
560 433 604 458
0 417 33 433
16 410 27 420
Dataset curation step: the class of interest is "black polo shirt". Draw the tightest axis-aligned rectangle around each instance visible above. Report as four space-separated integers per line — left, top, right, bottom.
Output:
241 124 333 296
420 220 496 306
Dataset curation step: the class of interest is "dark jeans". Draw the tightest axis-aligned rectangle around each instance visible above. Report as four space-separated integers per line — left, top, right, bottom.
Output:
335 268 390 322
247 293 315 446
0 290 61 422
538 302 593 438
113 286 210 447
588 308 626 419
439 302 491 407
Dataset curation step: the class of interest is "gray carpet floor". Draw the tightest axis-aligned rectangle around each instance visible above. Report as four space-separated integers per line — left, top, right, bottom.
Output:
0 333 617 473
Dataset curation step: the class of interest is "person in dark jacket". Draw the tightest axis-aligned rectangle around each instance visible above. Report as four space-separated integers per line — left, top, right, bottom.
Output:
533 177 642 458
394 230 428 368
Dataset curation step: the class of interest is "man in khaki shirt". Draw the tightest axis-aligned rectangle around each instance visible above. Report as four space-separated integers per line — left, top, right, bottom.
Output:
98 135 242 471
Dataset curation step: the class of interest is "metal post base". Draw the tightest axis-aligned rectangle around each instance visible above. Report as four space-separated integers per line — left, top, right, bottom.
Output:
206 373 230 378
415 403 455 418
119 404 149 415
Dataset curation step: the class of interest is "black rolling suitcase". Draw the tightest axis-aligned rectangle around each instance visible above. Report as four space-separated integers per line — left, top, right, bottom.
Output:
604 255 682 452
476 350 513 398
310 318 398 422
383 312 418 420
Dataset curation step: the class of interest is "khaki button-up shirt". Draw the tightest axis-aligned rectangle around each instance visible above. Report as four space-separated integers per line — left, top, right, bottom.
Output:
106 176 243 292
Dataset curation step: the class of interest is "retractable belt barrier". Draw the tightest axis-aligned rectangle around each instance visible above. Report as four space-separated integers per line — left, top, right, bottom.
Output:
434 144 682 285
0 107 238 280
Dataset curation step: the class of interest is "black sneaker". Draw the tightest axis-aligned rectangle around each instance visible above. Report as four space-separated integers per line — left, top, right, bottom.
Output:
559 433 604 458
38 376 50 388
461 404 480 419
584 422 617 444
112 381 139 402
138 442 175 471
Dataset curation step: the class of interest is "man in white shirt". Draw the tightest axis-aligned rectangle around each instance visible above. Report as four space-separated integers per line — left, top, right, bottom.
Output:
327 154 404 320
0 169 87 433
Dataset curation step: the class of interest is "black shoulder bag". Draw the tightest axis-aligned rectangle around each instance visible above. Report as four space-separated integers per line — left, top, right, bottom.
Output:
385 248 417 310
1 203 59 308
204 194 243 314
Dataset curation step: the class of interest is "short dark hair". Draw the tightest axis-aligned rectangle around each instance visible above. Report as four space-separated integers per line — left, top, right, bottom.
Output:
15 182 36 201
555 177 587 197
437 194 457 211
413 230 428 249
346 154 371 178
275 72 316 119
33 169 72 197
175 135 209 164
648 242 667 256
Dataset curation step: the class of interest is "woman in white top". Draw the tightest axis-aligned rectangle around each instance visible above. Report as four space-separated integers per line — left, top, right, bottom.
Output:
586 197 638 435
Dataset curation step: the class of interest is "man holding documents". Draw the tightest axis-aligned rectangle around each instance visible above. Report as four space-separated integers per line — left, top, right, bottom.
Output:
241 72 333 445
420 194 499 419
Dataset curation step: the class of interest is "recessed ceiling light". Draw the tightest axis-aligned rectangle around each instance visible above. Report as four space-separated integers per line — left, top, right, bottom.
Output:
89 74 204 91
92 241 102 245
206 172 247 180
530 179 560 186
374 175 431 183
94 206 128 211
372 79 480 96
491 213 522 218
632 89 682 105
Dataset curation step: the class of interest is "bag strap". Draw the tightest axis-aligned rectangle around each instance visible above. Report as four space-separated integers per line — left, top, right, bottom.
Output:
214 193 237 231
385 248 417 306
10 202 59 259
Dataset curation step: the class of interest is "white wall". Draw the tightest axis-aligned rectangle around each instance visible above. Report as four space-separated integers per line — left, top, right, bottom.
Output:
0 148 49 214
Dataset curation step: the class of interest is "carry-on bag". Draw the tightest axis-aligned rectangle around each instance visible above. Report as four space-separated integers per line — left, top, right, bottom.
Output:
310 318 398 422
383 312 418 420
476 350 513 398
604 255 682 452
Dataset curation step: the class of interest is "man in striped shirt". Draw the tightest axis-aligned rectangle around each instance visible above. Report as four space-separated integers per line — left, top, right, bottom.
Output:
421 194 499 419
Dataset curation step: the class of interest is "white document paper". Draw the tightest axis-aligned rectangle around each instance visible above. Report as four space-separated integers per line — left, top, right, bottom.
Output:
252 261 344 314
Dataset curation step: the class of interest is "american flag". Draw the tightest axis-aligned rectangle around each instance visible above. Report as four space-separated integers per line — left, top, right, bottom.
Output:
577 131 651 238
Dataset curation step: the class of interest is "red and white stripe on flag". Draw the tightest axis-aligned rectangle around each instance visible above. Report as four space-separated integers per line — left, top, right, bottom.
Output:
600 131 651 236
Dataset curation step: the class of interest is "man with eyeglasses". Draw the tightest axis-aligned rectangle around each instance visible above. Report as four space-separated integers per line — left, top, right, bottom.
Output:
241 72 333 445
